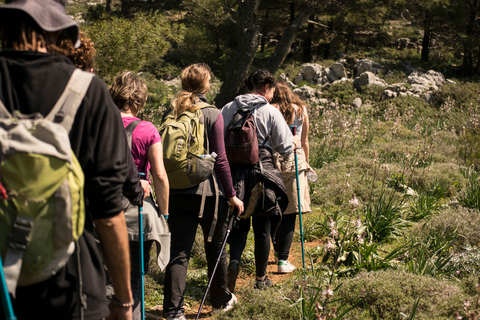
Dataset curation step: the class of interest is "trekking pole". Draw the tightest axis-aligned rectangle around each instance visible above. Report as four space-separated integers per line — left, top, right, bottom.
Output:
195 208 239 320
0 256 16 320
291 125 306 270
139 172 146 320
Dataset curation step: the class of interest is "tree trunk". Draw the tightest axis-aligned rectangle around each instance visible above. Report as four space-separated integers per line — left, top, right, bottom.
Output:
261 7 269 52
264 4 316 75
106 0 111 13
213 0 261 108
421 27 430 61
303 14 315 62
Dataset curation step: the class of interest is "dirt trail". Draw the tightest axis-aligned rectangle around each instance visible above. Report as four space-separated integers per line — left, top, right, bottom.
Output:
146 240 323 320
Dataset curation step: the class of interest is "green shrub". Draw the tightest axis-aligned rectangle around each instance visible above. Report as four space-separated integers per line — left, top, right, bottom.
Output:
82 12 184 82
213 286 297 320
323 81 356 105
335 269 467 319
419 206 480 248
430 81 480 109
443 245 480 278
458 166 480 211
363 189 408 242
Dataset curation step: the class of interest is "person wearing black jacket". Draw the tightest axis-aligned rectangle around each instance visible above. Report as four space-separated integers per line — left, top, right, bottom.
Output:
0 1 134 319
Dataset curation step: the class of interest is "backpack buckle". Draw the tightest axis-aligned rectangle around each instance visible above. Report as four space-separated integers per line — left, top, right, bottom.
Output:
8 217 33 251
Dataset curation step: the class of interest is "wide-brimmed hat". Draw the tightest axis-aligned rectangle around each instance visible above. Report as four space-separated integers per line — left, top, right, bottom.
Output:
0 0 79 45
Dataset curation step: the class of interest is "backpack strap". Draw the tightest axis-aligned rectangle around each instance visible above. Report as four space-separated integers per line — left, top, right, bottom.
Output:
0 99 12 119
125 119 141 149
46 69 94 133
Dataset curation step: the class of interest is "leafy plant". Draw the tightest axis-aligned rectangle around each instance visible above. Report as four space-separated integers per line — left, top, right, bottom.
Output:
458 166 480 211
363 190 408 242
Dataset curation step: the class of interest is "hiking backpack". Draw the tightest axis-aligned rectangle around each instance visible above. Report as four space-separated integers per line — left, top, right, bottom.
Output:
225 108 260 165
159 102 216 189
0 69 93 295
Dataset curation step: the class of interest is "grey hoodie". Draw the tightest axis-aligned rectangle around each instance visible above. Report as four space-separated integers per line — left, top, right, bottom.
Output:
221 93 293 156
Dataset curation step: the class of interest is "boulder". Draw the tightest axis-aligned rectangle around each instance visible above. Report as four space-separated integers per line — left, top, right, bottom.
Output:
325 63 346 83
293 85 321 104
356 59 385 75
294 74 304 84
353 71 376 91
300 63 324 82
352 97 362 109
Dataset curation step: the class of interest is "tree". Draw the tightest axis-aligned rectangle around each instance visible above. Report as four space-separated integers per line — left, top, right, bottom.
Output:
264 2 316 74
402 0 451 62
214 0 261 108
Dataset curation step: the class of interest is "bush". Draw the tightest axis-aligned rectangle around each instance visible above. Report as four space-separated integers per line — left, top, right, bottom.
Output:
322 81 356 106
213 286 297 320
335 269 467 319
430 81 480 109
82 12 184 82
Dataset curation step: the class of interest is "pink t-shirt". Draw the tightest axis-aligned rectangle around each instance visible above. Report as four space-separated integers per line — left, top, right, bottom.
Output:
122 116 162 174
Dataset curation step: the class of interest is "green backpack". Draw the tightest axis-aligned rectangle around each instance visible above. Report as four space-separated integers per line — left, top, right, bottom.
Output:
159 102 216 189
0 69 92 295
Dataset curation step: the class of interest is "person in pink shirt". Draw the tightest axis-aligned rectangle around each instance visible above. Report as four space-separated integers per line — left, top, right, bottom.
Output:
109 71 170 320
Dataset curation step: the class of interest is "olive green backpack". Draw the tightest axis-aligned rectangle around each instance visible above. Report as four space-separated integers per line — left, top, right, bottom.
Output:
159 102 216 189
0 69 92 295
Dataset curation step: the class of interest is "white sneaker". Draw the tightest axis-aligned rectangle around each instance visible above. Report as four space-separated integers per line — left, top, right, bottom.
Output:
278 260 296 273
166 316 186 320
212 293 237 313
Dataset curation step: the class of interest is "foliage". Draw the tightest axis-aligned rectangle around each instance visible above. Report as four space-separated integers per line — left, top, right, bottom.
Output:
213 286 297 320
363 189 408 242
458 166 480 211
322 82 356 106
335 269 467 319
402 222 457 277
443 245 480 278
82 12 184 82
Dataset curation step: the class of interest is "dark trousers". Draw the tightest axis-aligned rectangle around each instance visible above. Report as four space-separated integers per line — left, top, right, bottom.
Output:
163 194 231 318
229 215 272 278
273 213 296 261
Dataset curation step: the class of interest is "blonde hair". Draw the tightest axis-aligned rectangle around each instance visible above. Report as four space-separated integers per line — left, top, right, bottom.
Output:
109 71 148 116
172 63 212 116
271 79 306 125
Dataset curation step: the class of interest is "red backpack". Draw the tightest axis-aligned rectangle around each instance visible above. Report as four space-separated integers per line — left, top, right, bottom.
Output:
225 108 259 165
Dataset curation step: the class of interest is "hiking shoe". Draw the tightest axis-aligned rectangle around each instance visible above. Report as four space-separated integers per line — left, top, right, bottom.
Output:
227 260 239 293
254 276 273 290
212 293 237 313
166 315 186 320
278 260 296 273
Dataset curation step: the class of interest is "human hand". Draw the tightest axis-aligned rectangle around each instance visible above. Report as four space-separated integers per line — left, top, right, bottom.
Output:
228 196 244 215
106 302 132 320
140 180 151 198
292 135 301 149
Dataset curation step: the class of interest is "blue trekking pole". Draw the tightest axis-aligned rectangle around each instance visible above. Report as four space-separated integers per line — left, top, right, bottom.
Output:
139 172 146 319
0 256 16 320
290 125 306 270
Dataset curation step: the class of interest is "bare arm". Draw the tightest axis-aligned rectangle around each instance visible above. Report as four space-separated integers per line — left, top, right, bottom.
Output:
148 142 169 216
95 213 132 320
302 112 310 165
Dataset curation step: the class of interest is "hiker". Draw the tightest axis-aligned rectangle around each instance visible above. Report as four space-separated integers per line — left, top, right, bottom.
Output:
162 63 243 320
109 71 171 320
221 70 301 291
62 33 150 207
0 1 134 319
62 30 96 73
270 79 313 274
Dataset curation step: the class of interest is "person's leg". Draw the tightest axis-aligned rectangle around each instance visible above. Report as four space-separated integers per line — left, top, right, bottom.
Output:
163 195 199 319
227 217 250 292
276 214 296 261
130 240 153 320
251 215 271 278
200 197 232 308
